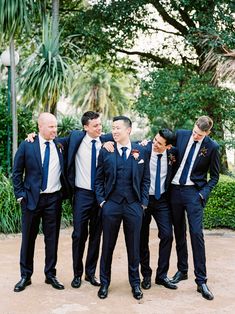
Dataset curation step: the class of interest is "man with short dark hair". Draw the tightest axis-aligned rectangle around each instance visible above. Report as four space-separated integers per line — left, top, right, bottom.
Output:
140 129 178 291
170 116 220 300
67 111 113 289
95 116 150 300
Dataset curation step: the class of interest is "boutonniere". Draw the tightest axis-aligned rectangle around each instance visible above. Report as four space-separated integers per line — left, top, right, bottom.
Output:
131 149 140 160
168 153 176 166
199 146 207 157
57 143 64 153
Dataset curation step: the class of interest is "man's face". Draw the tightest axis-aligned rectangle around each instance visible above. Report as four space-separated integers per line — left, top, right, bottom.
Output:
112 120 131 143
192 124 209 141
84 117 102 138
153 133 171 153
39 116 57 140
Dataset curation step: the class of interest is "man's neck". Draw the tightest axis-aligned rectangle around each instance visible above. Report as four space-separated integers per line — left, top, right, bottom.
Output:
117 139 130 146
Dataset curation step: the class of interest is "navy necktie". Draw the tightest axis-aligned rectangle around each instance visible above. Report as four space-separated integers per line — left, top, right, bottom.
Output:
41 141 50 191
91 139 97 190
179 141 198 185
121 147 128 161
155 154 162 200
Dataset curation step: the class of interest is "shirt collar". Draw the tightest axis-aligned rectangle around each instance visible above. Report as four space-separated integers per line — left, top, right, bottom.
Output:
117 141 132 151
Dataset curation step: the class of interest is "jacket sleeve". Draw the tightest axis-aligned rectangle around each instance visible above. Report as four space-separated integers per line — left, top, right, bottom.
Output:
95 148 106 205
199 143 220 202
140 149 150 206
12 141 26 200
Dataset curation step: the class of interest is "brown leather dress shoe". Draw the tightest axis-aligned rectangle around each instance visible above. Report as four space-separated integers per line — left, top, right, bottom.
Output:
197 283 214 300
14 277 32 292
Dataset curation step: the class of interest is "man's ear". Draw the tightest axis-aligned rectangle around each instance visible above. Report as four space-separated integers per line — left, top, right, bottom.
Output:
166 144 172 150
206 130 211 136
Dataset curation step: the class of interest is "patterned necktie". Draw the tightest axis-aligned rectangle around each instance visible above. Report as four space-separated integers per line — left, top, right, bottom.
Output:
179 141 198 185
121 147 128 161
41 141 50 191
91 139 97 190
155 154 162 200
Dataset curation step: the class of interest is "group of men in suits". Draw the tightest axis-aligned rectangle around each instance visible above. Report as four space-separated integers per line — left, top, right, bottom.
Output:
12 112 220 302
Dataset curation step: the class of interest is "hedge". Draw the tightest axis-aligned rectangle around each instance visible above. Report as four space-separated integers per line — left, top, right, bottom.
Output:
203 175 235 229
0 174 234 233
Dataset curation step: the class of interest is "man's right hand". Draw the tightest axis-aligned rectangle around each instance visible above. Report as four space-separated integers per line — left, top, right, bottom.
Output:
25 132 36 142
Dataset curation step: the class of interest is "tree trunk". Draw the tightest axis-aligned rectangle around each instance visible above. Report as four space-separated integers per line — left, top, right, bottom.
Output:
9 39 18 165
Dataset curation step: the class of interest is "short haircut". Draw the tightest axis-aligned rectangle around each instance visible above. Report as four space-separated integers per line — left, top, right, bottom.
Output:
81 111 100 126
195 116 213 132
113 115 132 128
158 128 176 145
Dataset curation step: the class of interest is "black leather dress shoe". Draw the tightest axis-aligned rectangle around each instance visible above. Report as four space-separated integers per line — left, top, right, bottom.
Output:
98 285 109 299
71 276 81 288
85 275 101 286
197 283 214 300
171 271 188 284
14 277 31 292
132 286 143 300
45 276 64 290
155 277 178 290
141 276 151 290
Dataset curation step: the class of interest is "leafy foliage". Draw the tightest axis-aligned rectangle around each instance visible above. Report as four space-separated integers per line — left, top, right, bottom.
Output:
135 65 235 147
204 175 235 229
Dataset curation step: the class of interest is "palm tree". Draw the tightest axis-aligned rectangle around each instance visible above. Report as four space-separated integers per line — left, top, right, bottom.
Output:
0 0 34 163
20 17 73 114
71 67 134 120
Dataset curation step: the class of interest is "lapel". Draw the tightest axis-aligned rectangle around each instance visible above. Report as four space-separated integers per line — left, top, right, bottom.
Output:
68 130 86 168
32 136 43 172
54 138 64 172
179 132 191 163
131 143 139 180
111 143 118 184
192 136 209 171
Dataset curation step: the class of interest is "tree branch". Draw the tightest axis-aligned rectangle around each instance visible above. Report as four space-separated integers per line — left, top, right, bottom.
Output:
116 48 172 66
149 0 188 35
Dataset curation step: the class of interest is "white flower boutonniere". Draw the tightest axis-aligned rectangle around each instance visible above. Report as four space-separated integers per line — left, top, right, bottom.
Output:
199 146 208 157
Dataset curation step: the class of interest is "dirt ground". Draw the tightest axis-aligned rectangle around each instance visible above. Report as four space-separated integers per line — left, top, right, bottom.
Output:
1 225 235 314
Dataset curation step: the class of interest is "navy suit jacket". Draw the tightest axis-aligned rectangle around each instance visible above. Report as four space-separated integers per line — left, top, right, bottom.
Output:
67 130 113 190
145 141 178 193
12 136 69 210
95 142 150 206
174 129 220 201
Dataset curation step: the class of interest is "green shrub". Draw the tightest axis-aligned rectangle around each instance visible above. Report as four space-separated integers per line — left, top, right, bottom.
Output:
0 173 21 233
204 175 235 229
0 172 73 233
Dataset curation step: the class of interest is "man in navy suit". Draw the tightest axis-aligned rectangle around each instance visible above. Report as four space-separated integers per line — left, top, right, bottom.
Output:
67 111 113 289
170 116 220 300
95 116 150 300
140 129 178 291
12 113 68 292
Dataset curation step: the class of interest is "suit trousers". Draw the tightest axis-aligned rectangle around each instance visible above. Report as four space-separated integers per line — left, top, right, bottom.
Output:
100 199 143 287
72 187 102 277
170 185 207 285
20 191 62 279
140 194 173 280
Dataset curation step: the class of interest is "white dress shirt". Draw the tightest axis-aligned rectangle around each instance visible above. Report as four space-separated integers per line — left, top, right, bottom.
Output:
39 134 61 193
172 136 203 185
117 141 132 159
75 133 102 190
149 148 167 196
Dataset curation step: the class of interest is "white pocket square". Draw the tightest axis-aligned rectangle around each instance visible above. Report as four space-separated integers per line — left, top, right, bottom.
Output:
138 159 144 164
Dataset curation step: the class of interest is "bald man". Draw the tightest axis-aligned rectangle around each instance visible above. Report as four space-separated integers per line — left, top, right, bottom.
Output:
12 113 69 292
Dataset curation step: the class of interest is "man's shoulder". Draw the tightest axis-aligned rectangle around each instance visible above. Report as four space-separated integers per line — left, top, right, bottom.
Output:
204 136 219 149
